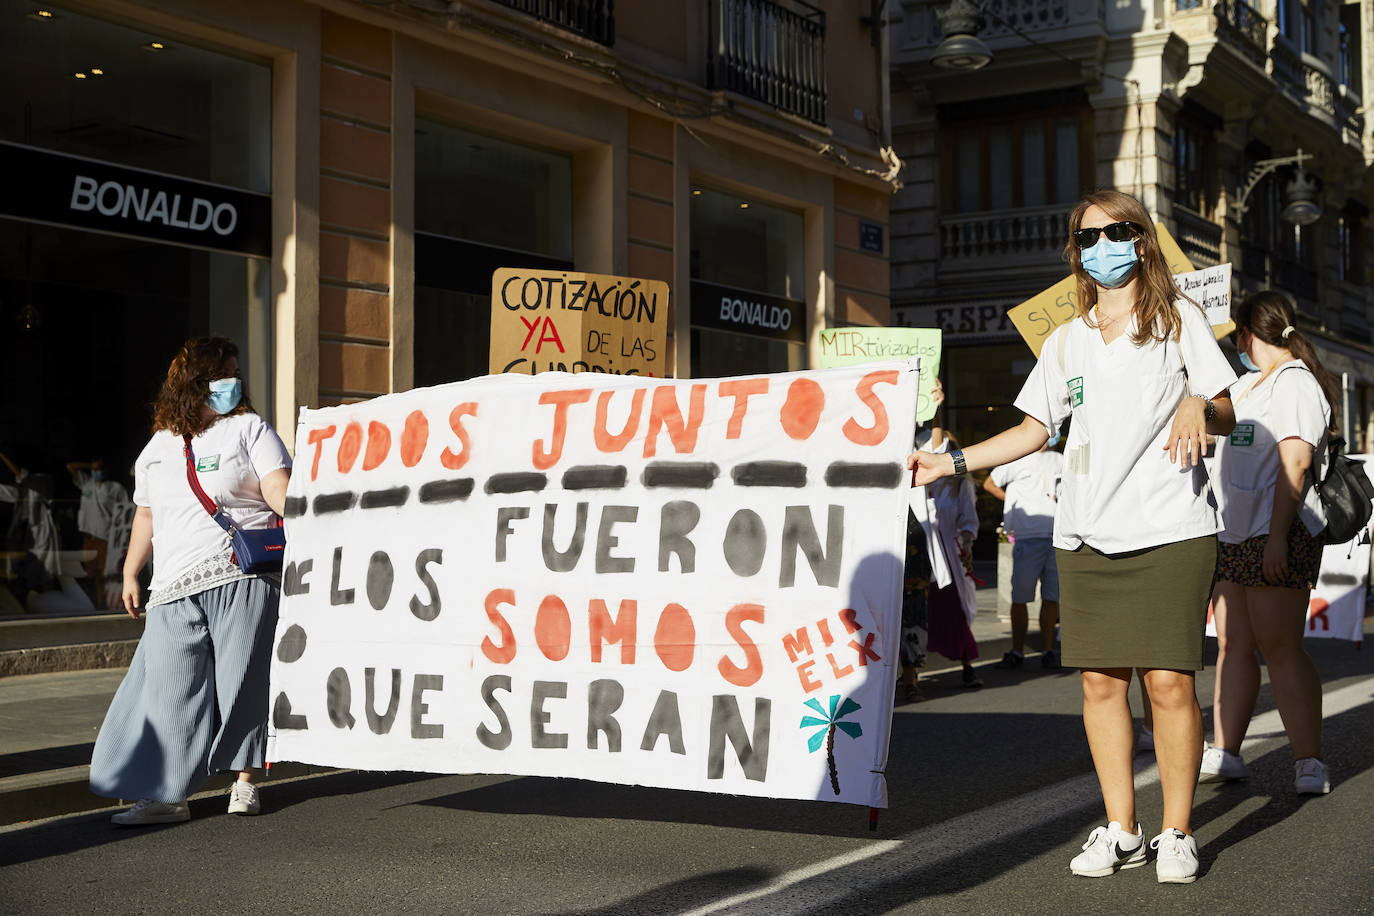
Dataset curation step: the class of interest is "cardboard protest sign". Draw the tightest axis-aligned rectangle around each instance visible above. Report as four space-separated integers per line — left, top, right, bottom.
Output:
1175 264 1235 337
818 327 943 423
1007 222 1199 358
268 363 920 807
490 268 668 377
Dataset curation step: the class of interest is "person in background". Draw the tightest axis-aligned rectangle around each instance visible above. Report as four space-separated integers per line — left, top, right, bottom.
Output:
985 431 1065 669
90 337 291 826
915 382 984 689
909 190 1237 884
67 458 129 605
897 508 932 703
1204 291 1337 795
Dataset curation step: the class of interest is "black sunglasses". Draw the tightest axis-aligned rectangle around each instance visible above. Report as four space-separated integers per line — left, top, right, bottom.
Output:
1072 221 1143 249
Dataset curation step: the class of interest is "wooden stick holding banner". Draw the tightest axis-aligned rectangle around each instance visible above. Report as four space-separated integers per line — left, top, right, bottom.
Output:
818 327 943 422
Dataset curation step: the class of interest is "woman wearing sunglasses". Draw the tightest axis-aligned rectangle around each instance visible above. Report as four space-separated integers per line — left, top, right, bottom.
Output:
909 189 1237 883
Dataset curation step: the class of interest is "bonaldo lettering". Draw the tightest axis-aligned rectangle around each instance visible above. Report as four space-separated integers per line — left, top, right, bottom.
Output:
69 175 238 236
720 296 793 332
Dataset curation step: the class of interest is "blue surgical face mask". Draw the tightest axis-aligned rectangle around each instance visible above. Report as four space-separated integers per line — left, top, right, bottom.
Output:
1079 237 1139 288
1238 350 1260 372
1047 433 1061 448
207 377 242 414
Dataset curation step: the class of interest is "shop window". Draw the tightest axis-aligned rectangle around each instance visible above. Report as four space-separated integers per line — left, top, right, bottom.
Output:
940 103 1090 213
412 118 574 387
0 1 271 614
689 187 805 377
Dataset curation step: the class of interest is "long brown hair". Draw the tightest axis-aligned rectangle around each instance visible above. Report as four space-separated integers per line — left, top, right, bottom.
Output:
152 336 254 437
1064 189 1198 345
1235 291 1339 433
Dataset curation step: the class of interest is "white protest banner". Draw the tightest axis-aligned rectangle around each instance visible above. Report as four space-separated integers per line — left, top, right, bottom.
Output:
268 363 920 807
1175 263 1233 332
818 327 943 423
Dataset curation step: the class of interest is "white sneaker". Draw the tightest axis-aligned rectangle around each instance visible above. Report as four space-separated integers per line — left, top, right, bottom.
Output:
1135 726 1154 755
1199 744 1247 782
1069 821 1146 877
1151 828 1199 884
111 798 190 826
227 780 261 815
1294 757 1331 795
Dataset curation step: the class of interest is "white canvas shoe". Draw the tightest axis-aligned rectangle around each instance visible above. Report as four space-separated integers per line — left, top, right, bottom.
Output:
1294 758 1331 795
227 780 261 815
1151 828 1199 884
1199 744 1248 782
111 798 190 826
1069 821 1146 877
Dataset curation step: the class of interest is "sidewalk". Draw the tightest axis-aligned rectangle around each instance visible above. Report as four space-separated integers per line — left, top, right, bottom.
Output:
0 584 1028 828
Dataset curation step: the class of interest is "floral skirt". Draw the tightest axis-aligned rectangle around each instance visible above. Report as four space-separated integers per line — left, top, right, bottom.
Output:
1218 523 1324 590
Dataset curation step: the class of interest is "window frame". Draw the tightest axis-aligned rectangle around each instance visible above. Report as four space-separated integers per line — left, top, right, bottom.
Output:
939 103 1094 215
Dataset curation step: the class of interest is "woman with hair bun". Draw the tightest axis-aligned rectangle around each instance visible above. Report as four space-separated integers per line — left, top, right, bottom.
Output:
1203 291 1338 796
90 337 292 825
909 189 1237 883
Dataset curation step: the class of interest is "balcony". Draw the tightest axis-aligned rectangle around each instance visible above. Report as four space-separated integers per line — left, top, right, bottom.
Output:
709 0 827 125
490 0 615 46
939 205 1071 274
897 0 1102 53
1173 207 1222 267
1214 0 1267 67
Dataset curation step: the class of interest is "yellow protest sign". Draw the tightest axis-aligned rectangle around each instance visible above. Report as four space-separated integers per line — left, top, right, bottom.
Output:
818 326 943 421
490 268 669 377
1007 222 1213 357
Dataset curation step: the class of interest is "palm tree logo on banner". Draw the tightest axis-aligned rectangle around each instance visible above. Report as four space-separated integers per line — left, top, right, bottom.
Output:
801 695 863 795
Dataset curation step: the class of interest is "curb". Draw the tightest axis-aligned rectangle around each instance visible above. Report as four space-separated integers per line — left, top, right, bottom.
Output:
1 761 338 829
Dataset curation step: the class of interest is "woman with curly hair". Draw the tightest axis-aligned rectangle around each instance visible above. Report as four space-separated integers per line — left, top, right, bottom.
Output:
90 337 291 825
909 190 1237 883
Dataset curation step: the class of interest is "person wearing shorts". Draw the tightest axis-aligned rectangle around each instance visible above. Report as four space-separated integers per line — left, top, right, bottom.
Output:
986 440 1064 669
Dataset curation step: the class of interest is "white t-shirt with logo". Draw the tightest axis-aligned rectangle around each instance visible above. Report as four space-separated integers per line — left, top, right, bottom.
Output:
1014 302 1237 554
133 412 292 593
990 450 1064 540
1213 361 1330 543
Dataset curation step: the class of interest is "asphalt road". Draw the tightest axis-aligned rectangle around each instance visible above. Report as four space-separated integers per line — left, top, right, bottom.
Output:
3 637 1372 916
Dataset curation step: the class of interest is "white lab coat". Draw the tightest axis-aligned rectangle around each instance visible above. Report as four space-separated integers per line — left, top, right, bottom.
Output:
910 438 979 626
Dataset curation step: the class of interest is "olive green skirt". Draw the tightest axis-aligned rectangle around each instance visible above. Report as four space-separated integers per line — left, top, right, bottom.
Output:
1055 535 1218 671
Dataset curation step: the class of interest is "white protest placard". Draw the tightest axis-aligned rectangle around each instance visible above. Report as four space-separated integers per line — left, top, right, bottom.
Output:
1175 263 1233 332
818 327 943 422
268 363 920 807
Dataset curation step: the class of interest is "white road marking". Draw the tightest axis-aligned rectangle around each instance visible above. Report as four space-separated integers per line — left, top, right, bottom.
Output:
684 676 1374 915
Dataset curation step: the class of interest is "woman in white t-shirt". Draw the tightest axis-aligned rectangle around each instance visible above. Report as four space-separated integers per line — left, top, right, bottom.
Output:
1204 291 1337 796
90 337 292 826
909 190 1237 884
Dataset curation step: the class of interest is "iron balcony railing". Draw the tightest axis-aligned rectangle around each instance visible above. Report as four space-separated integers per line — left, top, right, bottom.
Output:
1215 0 1267 66
709 0 828 125
491 0 615 46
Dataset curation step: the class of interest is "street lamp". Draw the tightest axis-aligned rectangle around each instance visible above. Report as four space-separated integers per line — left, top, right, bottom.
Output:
1233 148 1324 226
933 0 992 70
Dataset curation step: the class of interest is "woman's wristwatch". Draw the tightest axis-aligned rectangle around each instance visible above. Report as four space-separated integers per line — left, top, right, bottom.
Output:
949 447 967 477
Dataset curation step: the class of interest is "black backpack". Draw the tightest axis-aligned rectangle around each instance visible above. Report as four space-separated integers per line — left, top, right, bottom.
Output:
1310 437 1374 545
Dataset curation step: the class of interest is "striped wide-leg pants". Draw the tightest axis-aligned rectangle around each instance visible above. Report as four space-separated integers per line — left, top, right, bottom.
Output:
89 577 279 803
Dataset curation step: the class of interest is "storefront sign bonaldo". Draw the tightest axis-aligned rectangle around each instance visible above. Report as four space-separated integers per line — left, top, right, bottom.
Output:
0 141 271 258
690 280 807 344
